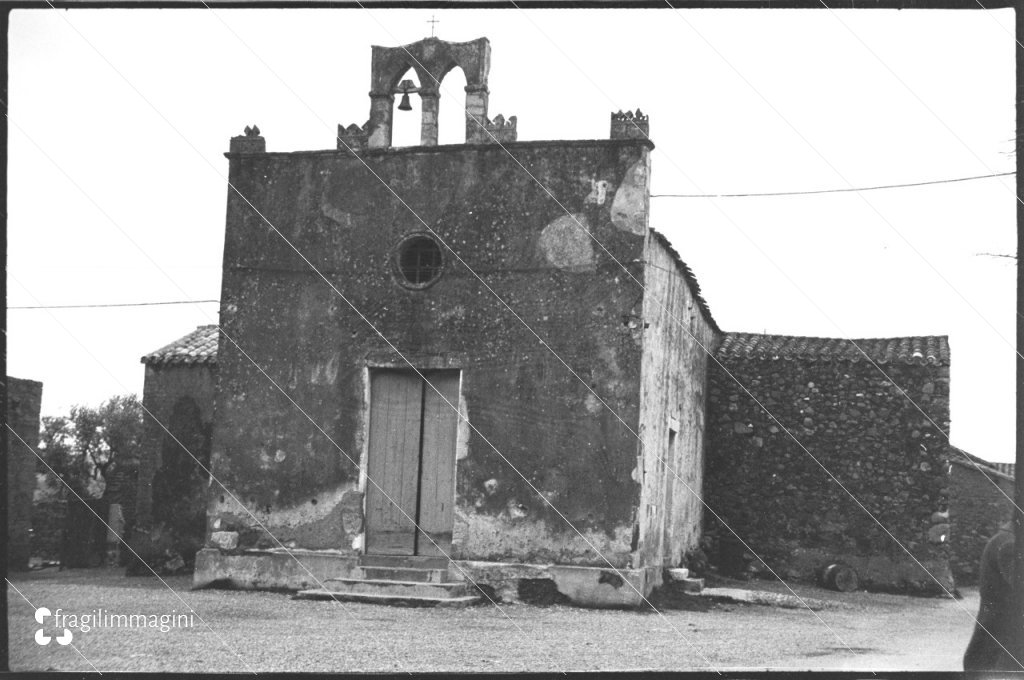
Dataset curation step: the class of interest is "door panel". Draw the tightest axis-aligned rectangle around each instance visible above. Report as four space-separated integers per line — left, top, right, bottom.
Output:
365 370 423 555
416 371 461 556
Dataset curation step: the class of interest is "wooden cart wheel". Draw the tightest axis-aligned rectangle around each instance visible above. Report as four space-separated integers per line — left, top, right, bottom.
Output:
822 563 859 592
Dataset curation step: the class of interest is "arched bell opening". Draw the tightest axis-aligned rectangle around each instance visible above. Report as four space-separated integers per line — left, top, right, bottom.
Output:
437 66 467 146
366 37 492 150
391 67 423 148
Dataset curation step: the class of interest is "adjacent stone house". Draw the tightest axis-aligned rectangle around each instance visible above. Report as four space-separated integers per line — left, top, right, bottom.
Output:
704 334 954 593
137 36 966 603
133 325 217 571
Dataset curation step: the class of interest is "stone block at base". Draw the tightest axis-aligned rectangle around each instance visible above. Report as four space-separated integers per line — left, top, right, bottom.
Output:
666 567 690 581
677 576 704 594
549 565 659 608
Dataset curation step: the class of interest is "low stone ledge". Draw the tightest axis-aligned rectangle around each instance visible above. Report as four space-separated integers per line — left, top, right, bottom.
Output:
700 586 848 611
452 560 551 582
192 548 358 592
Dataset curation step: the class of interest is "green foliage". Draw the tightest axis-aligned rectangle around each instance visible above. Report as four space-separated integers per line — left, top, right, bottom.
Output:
37 394 144 499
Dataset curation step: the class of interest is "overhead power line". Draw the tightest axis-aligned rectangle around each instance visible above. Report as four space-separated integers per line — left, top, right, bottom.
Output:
8 173 1015 311
8 299 219 310
651 171 1015 199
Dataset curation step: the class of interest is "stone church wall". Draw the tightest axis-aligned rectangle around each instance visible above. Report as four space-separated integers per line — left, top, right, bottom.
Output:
6 376 43 571
635 233 719 571
705 354 954 593
209 138 654 567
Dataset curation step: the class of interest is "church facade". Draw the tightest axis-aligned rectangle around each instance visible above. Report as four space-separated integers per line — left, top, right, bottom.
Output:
136 37 957 605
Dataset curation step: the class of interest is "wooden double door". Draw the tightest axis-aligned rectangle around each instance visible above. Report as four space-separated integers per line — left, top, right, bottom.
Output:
364 369 460 557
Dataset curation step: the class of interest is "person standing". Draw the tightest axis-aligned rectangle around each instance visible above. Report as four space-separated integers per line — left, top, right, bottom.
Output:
964 522 1021 674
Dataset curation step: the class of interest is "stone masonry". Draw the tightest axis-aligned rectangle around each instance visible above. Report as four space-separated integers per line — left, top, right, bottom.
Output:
948 452 1015 585
705 335 954 593
6 376 43 571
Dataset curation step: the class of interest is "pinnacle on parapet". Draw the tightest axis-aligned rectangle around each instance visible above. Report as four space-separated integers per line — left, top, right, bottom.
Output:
230 124 266 154
337 120 371 152
610 109 650 140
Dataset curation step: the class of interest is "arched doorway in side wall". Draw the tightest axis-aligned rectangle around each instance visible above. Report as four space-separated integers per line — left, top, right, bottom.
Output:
151 396 212 569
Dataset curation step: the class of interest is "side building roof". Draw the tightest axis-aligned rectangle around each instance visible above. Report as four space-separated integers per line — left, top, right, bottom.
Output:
648 229 721 334
717 332 950 367
950 446 1015 481
141 325 219 367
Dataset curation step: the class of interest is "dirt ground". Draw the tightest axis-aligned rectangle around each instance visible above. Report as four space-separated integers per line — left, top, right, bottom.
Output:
7 567 979 673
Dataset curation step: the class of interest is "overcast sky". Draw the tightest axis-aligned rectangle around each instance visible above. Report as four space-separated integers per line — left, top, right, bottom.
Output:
7 7 1017 462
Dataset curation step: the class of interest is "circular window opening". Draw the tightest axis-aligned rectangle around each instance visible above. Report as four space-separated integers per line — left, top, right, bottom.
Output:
396 235 444 288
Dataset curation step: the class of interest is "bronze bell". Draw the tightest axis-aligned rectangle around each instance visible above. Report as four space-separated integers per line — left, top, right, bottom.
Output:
397 92 413 111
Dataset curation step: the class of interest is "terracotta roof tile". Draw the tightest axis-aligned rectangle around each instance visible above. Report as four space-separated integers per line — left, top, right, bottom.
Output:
717 332 950 366
141 325 219 366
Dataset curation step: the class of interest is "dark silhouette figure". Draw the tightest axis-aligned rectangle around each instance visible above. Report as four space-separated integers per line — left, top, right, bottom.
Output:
964 524 1021 674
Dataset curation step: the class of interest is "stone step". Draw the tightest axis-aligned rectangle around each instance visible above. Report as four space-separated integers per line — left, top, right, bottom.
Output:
674 576 704 594
358 554 449 570
294 589 480 608
322 577 471 599
355 566 448 583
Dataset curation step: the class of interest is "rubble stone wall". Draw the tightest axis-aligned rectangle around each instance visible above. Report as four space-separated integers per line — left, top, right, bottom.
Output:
6 377 43 571
705 357 954 593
